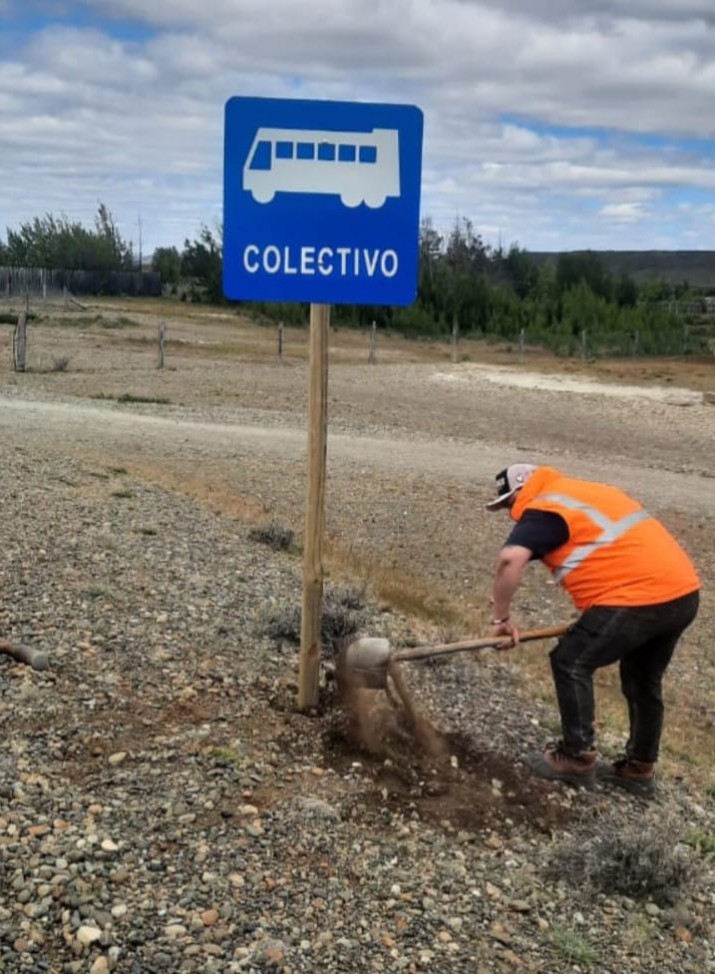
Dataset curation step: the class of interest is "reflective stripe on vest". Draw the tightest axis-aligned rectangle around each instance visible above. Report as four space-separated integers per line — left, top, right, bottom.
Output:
535 492 652 582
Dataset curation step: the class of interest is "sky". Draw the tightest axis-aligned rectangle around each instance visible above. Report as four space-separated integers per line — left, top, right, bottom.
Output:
2 0 715 258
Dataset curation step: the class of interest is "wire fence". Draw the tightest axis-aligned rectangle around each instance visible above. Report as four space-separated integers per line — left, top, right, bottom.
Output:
0 266 161 300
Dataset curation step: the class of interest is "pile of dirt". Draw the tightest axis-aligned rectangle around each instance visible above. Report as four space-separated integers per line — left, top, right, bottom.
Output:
324 685 579 835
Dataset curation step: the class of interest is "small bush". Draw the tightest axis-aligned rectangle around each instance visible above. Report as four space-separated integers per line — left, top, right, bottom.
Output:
322 585 368 652
91 393 171 405
116 393 170 405
261 604 301 645
51 356 70 372
248 522 296 552
0 312 38 325
549 815 694 905
260 584 369 654
684 829 715 855
550 930 597 966
101 317 138 329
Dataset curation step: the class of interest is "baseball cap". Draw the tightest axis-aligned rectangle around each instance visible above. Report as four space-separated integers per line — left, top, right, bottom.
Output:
486 463 537 511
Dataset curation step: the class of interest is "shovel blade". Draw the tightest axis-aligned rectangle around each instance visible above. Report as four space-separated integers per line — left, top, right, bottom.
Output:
337 637 392 691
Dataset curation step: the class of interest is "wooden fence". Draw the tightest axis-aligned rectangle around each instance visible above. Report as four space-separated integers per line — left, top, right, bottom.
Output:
0 266 162 298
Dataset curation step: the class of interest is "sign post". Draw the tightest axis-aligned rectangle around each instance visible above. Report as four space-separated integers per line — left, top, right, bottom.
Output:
224 96 423 709
300 302 330 708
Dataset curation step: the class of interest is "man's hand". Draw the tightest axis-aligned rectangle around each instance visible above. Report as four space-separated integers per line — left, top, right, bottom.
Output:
490 619 520 648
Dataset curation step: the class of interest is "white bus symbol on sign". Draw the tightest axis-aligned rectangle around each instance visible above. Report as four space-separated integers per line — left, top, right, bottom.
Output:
242 127 401 208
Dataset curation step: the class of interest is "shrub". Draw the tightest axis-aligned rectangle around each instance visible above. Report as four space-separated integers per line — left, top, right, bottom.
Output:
550 930 597 966
248 522 296 552
260 584 368 655
549 814 694 905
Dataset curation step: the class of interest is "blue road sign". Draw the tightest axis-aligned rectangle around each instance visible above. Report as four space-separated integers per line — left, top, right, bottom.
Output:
223 96 423 306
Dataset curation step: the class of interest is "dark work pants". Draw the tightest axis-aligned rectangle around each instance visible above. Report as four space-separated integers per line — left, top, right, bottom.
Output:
549 591 699 761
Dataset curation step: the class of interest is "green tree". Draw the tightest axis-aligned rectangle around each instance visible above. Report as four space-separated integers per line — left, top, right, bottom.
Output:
152 246 181 286
556 251 612 301
181 225 223 302
2 204 131 271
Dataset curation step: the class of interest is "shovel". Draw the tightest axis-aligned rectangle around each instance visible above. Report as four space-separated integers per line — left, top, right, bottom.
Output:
0 639 50 671
338 625 568 692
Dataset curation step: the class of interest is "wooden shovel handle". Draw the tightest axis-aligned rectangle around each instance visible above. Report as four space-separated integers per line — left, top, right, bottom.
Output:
392 625 569 664
0 639 49 671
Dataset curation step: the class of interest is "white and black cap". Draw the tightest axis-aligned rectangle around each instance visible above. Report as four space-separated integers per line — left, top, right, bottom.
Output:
486 463 537 511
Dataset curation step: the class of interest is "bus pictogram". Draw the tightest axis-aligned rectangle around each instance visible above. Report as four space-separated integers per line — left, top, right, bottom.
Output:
242 127 400 208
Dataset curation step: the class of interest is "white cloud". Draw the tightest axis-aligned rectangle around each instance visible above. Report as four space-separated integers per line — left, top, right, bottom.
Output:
600 202 648 222
0 0 714 253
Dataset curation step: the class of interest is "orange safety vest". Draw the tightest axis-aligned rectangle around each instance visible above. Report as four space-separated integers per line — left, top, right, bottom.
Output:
511 467 700 611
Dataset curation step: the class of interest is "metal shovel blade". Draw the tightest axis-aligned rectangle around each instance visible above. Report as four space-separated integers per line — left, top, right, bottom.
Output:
337 637 392 691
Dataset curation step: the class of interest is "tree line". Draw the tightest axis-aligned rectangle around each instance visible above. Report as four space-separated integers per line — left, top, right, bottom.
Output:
171 218 709 357
0 205 133 272
2 208 711 357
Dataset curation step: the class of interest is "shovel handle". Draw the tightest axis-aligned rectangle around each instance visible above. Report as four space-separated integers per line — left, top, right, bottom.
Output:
0 639 49 671
392 625 569 664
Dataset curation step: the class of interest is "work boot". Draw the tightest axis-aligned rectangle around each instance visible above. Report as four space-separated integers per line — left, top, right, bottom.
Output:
525 743 596 788
596 758 656 799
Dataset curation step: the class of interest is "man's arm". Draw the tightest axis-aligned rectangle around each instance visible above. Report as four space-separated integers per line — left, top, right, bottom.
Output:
488 510 568 644
490 544 533 644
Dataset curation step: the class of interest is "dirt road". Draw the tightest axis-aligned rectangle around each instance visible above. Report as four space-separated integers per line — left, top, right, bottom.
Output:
1 384 712 517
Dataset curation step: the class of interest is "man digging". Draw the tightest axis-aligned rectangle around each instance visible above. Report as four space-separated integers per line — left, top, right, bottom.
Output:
486 463 700 797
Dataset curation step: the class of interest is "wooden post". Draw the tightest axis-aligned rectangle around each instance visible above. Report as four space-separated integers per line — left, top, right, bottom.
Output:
368 320 377 364
278 320 284 361
633 330 640 357
157 321 166 369
518 327 525 363
299 303 330 710
13 312 27 372
451 314 459 364
63 285 68 311
581 328 587 362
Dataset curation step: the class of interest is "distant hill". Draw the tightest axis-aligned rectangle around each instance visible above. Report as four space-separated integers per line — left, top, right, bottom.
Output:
527 250 715 288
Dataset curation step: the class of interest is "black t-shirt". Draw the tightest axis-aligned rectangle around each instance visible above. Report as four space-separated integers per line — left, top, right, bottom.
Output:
503 509 569 560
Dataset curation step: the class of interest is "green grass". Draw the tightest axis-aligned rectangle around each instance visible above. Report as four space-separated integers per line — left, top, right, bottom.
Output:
0 312 39 324
551 930 597 966
101 316 139 329
110 488 135 499
684 829 715 855
207 746 243 769
81 586 108 600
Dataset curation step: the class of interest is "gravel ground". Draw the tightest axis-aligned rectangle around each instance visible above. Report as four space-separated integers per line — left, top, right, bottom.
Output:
1 312 714 973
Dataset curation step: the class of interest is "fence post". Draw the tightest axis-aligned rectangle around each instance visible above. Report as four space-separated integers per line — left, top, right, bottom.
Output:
451 314 459 364
581 328 587 362
157 321 166 369
13 312 27 372
633 330 640 357
63 285 68 311
368 321 377 364
278 320 284 361
518 327 525 363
